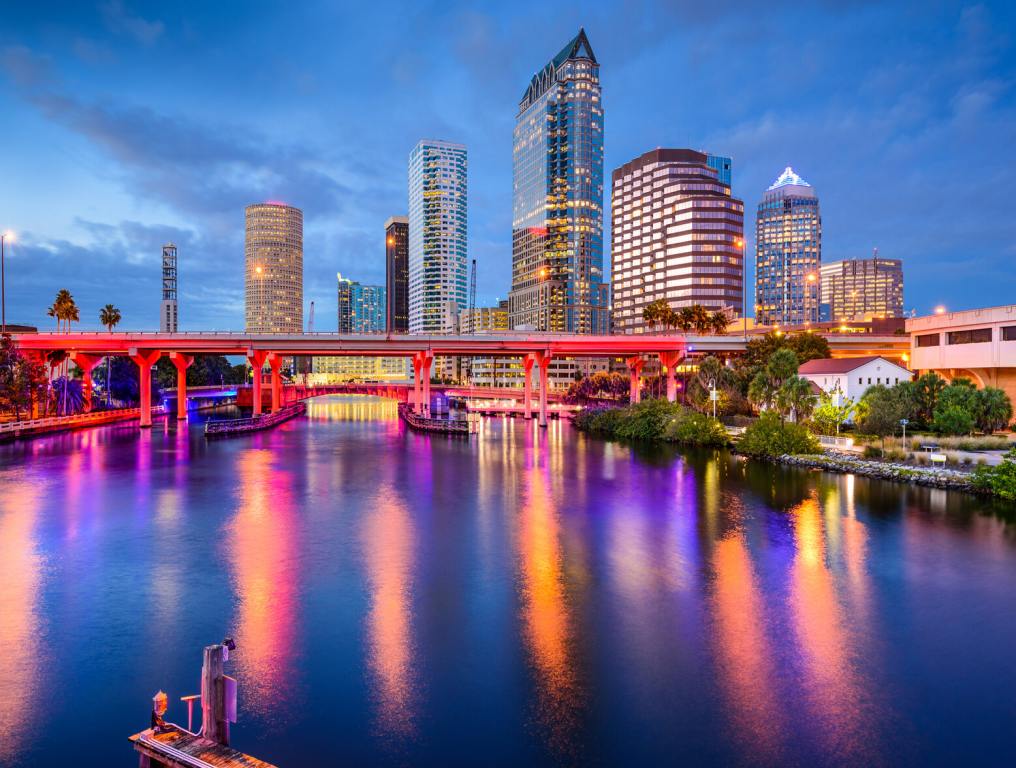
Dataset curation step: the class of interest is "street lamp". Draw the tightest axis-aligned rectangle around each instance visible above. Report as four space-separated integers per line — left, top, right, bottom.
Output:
934 304 946 315
734 237 747 340
709 377 718 419
1 230 14 333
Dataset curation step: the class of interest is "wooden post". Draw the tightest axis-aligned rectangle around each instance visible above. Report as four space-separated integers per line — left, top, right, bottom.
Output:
200 644 229 746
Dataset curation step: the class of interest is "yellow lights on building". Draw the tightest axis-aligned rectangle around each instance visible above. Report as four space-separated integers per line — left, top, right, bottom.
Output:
245 203 303 333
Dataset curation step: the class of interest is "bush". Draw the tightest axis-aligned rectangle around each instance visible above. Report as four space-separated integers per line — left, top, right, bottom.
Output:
613 399 684 441
932 404 975 436
863 445 882 460
664 410 729 447
886 448 907 462
972 448 1016 500
573 405 627 436
737 412 821 457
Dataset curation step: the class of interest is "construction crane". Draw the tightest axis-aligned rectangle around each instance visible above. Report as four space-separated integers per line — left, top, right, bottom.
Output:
307 300 315 333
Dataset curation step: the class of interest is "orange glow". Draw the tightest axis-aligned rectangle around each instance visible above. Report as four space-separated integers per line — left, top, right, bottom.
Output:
2 230 13 242
734 238 744 248
518 465 577 749
934 305 946 315
363 487 416 737
254 265 263 275
0 480 43 764
539 267 549 279
227 450 298 717
806 273 817 282
387 236 395 246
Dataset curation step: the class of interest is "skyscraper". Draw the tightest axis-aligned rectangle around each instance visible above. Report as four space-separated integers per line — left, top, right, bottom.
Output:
160 242 178 332
706 154 732 186
384 216 409 333
820 254 904 322
611 149 744 334
755 167 821 327
407 140 467 335
245 202 303 333
508 28 609 335
337 273 386 333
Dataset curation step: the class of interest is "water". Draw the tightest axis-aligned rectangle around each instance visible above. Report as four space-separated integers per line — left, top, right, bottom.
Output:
1 395 1014 767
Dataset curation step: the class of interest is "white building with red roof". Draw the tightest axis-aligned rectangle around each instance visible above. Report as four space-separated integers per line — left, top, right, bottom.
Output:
798 355 912 402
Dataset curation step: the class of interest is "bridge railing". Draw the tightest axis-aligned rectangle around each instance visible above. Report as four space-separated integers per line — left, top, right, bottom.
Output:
0 406 166 434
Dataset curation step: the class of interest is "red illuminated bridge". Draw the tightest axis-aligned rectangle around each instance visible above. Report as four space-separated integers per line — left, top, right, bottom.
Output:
11 330 908 428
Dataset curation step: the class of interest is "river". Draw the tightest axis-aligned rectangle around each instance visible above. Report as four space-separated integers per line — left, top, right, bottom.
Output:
0 395 1013 766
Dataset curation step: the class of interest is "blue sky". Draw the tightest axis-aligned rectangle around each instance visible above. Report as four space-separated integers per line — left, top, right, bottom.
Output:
1 1 1014 331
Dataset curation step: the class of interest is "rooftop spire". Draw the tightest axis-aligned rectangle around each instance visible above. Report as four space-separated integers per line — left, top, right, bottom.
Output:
767 166 811 190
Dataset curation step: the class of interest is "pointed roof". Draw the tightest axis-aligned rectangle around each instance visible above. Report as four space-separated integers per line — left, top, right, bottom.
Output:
767 166 811 191
520 29 597 105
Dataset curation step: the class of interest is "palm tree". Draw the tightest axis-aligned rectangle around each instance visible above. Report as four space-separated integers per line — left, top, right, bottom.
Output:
776 375 817 422
675 306 696 332
99 304 122 407
689 304 712 334
709 311 729 335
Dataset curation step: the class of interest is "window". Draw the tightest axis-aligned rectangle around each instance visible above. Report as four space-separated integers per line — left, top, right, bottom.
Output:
867 378 872 385
858 377 862 385
947 328 992 345
916 333 940 347
1002 326 1016 342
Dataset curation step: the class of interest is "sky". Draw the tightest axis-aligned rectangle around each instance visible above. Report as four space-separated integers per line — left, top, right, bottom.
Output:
1 0 1014 331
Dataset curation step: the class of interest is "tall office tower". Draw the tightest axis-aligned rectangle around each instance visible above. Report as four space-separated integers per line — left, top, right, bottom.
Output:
611 149 744 335
819 254 904 322
755 167 822 327
508 28 609 335
336 273 386 333
407 140 468 335
160 243 178 332
384 216 409 333
245 202 303 333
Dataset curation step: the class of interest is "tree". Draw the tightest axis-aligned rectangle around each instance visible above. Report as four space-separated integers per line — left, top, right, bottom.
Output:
932 381 978 435
858 384 909 454
748 348 799 414
812 390 856 436
913 372 946 426
785 332 831 364
674 306 696 332
0 334 49 420
775 375 817 422
973 387 1013 434
737 411 820 457
709 311 730 335
99 304 122 406
741 331 830 370
642 299 671 333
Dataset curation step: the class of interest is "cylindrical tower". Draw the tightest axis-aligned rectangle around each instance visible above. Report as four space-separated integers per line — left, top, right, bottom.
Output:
245 202 303 333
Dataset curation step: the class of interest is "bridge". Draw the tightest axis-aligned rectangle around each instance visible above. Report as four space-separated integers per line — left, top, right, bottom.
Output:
11 330 908 429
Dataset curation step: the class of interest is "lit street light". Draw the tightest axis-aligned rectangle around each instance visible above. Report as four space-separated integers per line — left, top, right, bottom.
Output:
734 237 747 339
1 230 14 333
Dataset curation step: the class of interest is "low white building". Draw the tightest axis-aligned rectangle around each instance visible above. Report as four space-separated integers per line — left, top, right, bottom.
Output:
798 356 913 402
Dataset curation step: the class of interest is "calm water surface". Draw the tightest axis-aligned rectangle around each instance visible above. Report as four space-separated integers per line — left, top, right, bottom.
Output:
1 395 1014 767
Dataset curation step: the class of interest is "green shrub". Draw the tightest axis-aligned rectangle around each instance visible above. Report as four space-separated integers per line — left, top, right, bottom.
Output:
932 404 975 436
972 448 1016 500
862 445 882 460
664 410 729 447
737 412 821 457
886 448 907 462
613 399 684 441
574 406 626 436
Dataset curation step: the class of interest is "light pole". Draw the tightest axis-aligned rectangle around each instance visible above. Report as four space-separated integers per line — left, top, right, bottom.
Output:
1 230 14 333
735 237 747 340
709 377 718 419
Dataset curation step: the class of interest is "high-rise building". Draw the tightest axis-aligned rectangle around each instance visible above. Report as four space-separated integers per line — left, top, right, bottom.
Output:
611 149 744 334
820 254 904 322
337 273 386 333
408 140 467 335
706 154 732 186
459 300 519 386
160 242 178 332
384 216 409 333
508 28 609 336
755 167 821 327
245 202 303 333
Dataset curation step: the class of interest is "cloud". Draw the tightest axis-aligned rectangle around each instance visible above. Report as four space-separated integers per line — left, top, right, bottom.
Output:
101 0 164 45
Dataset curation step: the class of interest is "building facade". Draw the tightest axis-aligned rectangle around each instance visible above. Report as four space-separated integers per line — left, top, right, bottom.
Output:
408 140 467 335
160 242 178 333
245 202 303 333
755 167 821 327
798 356 913 405
337 273 385 333
819 255 904 322
384 216 409 333
508 28 609 336
316 274 404 382
611 148 744 334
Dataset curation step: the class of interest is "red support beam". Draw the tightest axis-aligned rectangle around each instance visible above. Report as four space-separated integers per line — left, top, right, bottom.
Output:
267 353 283 413
535 351 551 427
169 352 194 421
70 352 103 413
626 355 645 404
247 349 268 415
522 354 535 419
128 348 161 427
659 351 683 403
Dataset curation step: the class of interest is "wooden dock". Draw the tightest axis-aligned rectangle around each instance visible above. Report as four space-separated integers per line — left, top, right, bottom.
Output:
129 725 277 768
204 402 305 438
398 402 474 435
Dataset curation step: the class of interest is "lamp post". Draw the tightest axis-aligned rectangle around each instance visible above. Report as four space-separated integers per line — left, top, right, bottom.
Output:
735 237 747 340
1 230 14 333
709 377 718 419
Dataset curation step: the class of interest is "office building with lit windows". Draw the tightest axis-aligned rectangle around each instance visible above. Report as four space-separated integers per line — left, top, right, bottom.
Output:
611 149 744 334
337 273 385 333
820 255 904 322
384 216 409 333
245 202 303 333
408 140 467 335
508 28 609 336
458 299 517 386
755 167 821 327
160 243 178 332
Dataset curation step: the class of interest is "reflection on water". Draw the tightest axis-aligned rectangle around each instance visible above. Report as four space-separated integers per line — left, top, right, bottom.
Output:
0 475 44 764
227 450 299 720
306 396 398 424
363 484 416 739
517 460 579 754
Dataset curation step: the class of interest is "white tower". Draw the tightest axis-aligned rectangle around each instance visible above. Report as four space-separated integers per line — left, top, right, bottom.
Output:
161 243 178 332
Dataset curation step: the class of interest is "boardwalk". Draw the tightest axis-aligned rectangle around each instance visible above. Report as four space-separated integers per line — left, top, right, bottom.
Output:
129 726 277 768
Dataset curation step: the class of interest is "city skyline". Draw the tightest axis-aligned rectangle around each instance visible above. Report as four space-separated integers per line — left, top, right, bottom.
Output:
1 2 1015 330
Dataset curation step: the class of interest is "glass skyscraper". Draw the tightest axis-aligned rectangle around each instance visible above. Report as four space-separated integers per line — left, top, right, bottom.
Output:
755 167 822 327
336 273 385 333
384 216 409 333
508 28 608 335
408 139 467 335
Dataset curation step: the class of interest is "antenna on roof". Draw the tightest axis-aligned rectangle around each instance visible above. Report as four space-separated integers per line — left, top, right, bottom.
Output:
469 258 477 317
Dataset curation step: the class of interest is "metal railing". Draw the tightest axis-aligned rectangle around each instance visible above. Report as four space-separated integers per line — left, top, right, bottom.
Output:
204 403 304 436
0 405 165 434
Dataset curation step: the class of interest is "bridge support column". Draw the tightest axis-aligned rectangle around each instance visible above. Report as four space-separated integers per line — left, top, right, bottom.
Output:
523 354 535 419
70 352 102 413
659 351 683 403
412 354 424 414
168 352 194 420
128 348 161 428
247 350 268 415
268 353 283 413
535 351 551 428
626 356 645 404
422 353 433 416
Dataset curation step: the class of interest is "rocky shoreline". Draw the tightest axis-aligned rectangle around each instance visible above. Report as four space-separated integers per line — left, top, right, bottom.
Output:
742 450 985 494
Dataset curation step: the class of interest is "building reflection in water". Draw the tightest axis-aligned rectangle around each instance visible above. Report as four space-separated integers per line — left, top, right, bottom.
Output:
0 476 44 764
789 492 872 761
362 484 417 738
227 449 299 721
304 395 399 426
517 459 579 754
